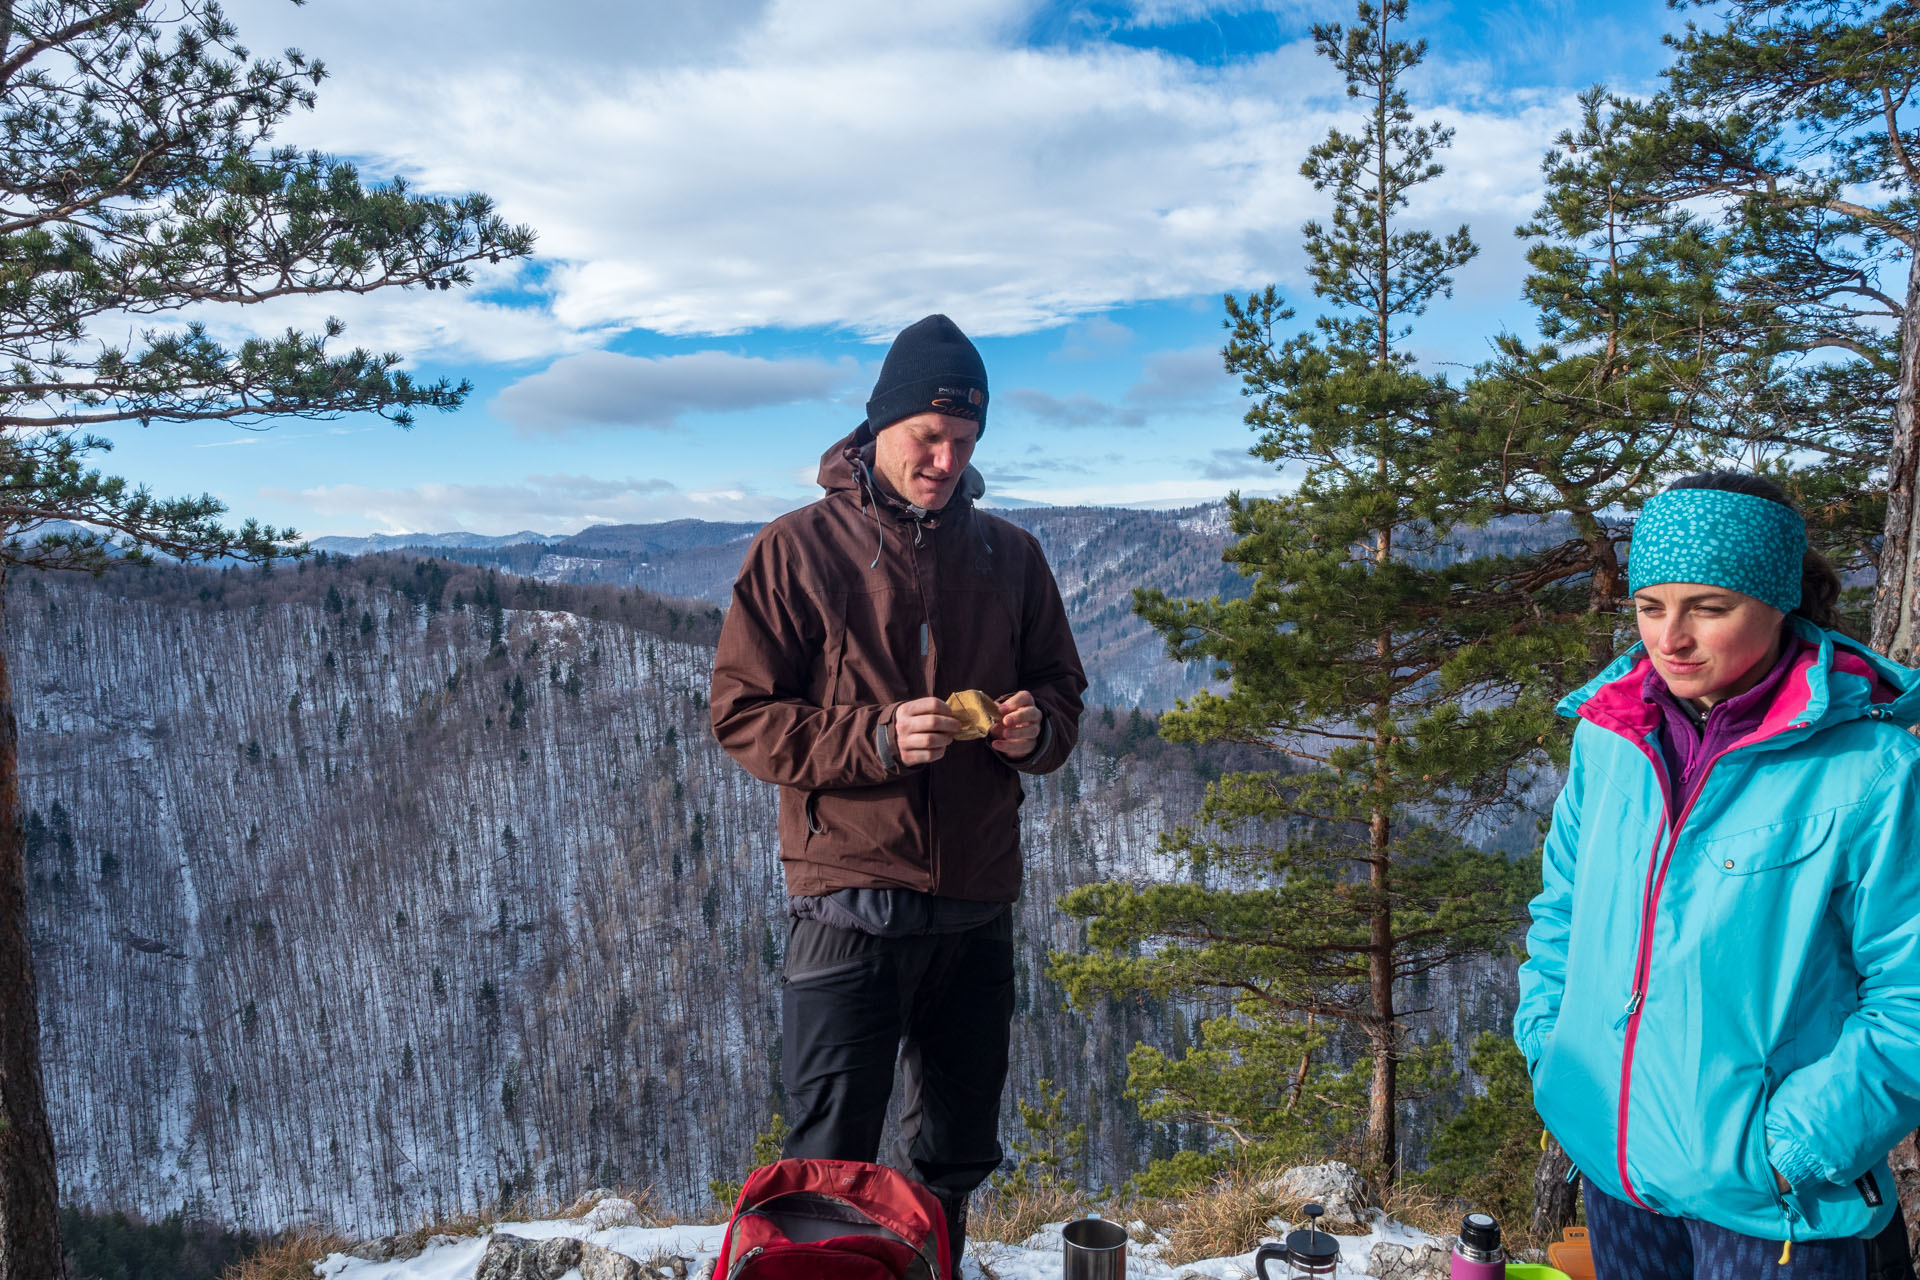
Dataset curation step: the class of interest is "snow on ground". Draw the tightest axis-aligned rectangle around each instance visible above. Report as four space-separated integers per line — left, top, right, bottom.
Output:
309 1206 1438 1279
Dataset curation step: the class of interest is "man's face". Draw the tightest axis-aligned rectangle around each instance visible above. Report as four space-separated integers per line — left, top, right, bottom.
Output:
871 412 979 511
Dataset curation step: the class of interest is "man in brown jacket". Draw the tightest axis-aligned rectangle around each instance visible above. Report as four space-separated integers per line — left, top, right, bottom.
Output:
710 314 1086 1277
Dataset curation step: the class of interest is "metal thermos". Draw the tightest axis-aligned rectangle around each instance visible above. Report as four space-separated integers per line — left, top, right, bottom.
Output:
1450 1212 1506 1280
1063 1213 1127 1280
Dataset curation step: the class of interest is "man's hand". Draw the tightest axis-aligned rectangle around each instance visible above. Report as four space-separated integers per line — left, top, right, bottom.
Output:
990 690 1044 760
894 698 962 765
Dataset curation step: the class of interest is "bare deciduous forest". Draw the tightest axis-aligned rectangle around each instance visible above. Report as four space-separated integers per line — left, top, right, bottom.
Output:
16 555 1512 1233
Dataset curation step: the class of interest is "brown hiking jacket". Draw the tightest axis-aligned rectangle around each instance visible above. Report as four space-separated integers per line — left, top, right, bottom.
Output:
710 426 1086 900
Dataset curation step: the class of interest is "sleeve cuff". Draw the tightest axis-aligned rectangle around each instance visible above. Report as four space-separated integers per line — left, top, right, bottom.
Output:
1516 1024 1551 1076
1764 1121 1828 1188
875 716 900 772
1008 717 1055 773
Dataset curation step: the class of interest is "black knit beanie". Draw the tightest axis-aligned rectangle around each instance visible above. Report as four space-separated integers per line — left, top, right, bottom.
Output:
865 314 989 436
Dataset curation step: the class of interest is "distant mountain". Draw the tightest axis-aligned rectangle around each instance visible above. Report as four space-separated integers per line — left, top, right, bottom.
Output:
307 530 564 556
552 520 763 556
299 508 1585 713
319 506 1243 711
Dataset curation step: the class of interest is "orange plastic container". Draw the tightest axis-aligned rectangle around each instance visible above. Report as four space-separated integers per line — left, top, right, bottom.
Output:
1547 1226 1596 1280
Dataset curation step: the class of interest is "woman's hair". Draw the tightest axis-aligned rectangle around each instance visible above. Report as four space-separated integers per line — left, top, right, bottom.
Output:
1663 473 1844 631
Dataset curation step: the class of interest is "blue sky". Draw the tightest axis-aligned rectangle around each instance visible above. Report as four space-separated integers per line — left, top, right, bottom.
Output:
100 0 1685 538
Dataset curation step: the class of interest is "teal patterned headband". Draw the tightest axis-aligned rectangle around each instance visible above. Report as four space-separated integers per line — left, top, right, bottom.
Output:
1628 488 1806 614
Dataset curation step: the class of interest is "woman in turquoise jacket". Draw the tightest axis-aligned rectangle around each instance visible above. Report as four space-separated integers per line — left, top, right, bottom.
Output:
1515 475 1920 1279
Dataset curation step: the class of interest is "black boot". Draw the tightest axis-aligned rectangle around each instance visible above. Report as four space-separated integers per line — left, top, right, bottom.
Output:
938 1192 968 1280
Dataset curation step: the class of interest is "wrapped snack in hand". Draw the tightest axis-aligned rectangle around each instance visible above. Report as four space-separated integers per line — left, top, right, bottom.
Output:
945 690 1002 741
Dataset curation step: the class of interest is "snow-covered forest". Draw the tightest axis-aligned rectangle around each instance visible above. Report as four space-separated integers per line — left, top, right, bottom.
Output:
17 558 1515 1235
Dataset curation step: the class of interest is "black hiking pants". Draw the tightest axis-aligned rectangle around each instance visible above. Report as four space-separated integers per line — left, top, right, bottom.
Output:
779 908 1015 1204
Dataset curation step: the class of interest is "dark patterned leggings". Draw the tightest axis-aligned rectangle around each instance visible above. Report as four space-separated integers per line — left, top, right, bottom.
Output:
1585 1180 1868 1280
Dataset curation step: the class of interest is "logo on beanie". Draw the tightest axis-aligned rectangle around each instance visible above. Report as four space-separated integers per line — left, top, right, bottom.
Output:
931 385 986 418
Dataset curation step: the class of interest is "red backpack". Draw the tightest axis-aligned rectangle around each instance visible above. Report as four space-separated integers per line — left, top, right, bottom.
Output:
712 1158 949 1280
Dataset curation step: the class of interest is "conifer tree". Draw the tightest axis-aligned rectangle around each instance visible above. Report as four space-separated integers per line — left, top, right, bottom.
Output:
0 4 532 1275
1628 1 1919 658
1441 85 1758 1238
1054 0 1539 1184
1449 88 1728 672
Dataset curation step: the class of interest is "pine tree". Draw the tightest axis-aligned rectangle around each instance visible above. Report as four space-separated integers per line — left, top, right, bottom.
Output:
1054 0 1539 1185
0 5 531 1274
1628 1 1919 658
1415 1033 1538 1230
1449 88 1727 673
1448 89 1745 1234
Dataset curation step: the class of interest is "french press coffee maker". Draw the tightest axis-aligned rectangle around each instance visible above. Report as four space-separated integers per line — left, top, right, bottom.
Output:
1254 1201 1341 1278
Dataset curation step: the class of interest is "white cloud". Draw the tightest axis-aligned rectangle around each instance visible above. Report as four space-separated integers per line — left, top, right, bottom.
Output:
1132 345 1233 405
265 473 793 537
1101 0 1334 25
1198 446 1277 479
1054 315 1136 361
1002 343 1234 428
210 0 1553 347
493 350 857 434
1005 388 1146 429
165 269 606 367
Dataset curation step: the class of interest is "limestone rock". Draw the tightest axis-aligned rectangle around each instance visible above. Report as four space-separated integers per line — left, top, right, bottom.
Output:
1265 1160 1375 1224
346 1236 397 1261
473 1232 643 1280
1366 1239 1453 1280
581 1197 645 1230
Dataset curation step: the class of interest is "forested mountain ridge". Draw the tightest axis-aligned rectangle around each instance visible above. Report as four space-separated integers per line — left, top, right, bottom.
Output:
311 504 1576 712
323 504 1248 710
16 557 1515 1236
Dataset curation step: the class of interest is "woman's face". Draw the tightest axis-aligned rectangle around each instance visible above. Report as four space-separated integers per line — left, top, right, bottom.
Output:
1632 583 1785 708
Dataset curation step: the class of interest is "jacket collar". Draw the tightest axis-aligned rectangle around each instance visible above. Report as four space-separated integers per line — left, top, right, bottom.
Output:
1560 616 1920 753
815 423 984 521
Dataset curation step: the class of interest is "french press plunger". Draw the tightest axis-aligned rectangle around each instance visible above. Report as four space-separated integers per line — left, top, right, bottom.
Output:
1253 1201 1341 1278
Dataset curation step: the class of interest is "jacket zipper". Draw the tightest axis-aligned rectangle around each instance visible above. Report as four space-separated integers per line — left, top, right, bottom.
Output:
1614 739 1681 1212
908 529 939 893
1611 720 1806 1213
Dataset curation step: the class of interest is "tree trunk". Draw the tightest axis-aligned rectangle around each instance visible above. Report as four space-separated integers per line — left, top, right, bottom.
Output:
1368 799 1396 1184
0 583 63 1280
1893 1131 1920 1260
1530 1135 1578 1244
1586 531 1623 675
1869 244 1920 664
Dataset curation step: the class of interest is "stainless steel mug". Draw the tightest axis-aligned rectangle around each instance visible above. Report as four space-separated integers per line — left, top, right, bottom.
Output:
1063 1215 1128 1279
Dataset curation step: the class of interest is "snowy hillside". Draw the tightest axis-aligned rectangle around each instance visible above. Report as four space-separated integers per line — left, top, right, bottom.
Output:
16 561 1517 1236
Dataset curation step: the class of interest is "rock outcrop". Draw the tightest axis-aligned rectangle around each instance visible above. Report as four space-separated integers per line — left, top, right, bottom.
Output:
472 1232 644 1280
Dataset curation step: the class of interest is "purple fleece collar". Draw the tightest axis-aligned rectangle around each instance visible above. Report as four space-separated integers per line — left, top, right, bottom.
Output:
1642 640 1803 820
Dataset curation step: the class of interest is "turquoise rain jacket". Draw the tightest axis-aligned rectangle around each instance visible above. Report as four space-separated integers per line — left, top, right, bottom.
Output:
1515 618 1920 1241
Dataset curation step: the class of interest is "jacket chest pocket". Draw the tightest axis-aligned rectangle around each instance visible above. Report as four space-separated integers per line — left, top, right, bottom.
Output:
1693 810 1835 878
822 586 917 705
937 584 1020 690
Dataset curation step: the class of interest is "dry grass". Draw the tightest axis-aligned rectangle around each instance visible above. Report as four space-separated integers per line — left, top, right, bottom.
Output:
217 1183 682 1278
968 1179 1089 1249
1376 1180 1459 1241
1133 1163 1377 1267
1378 1180 1556 1262
216 1229 353 1280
